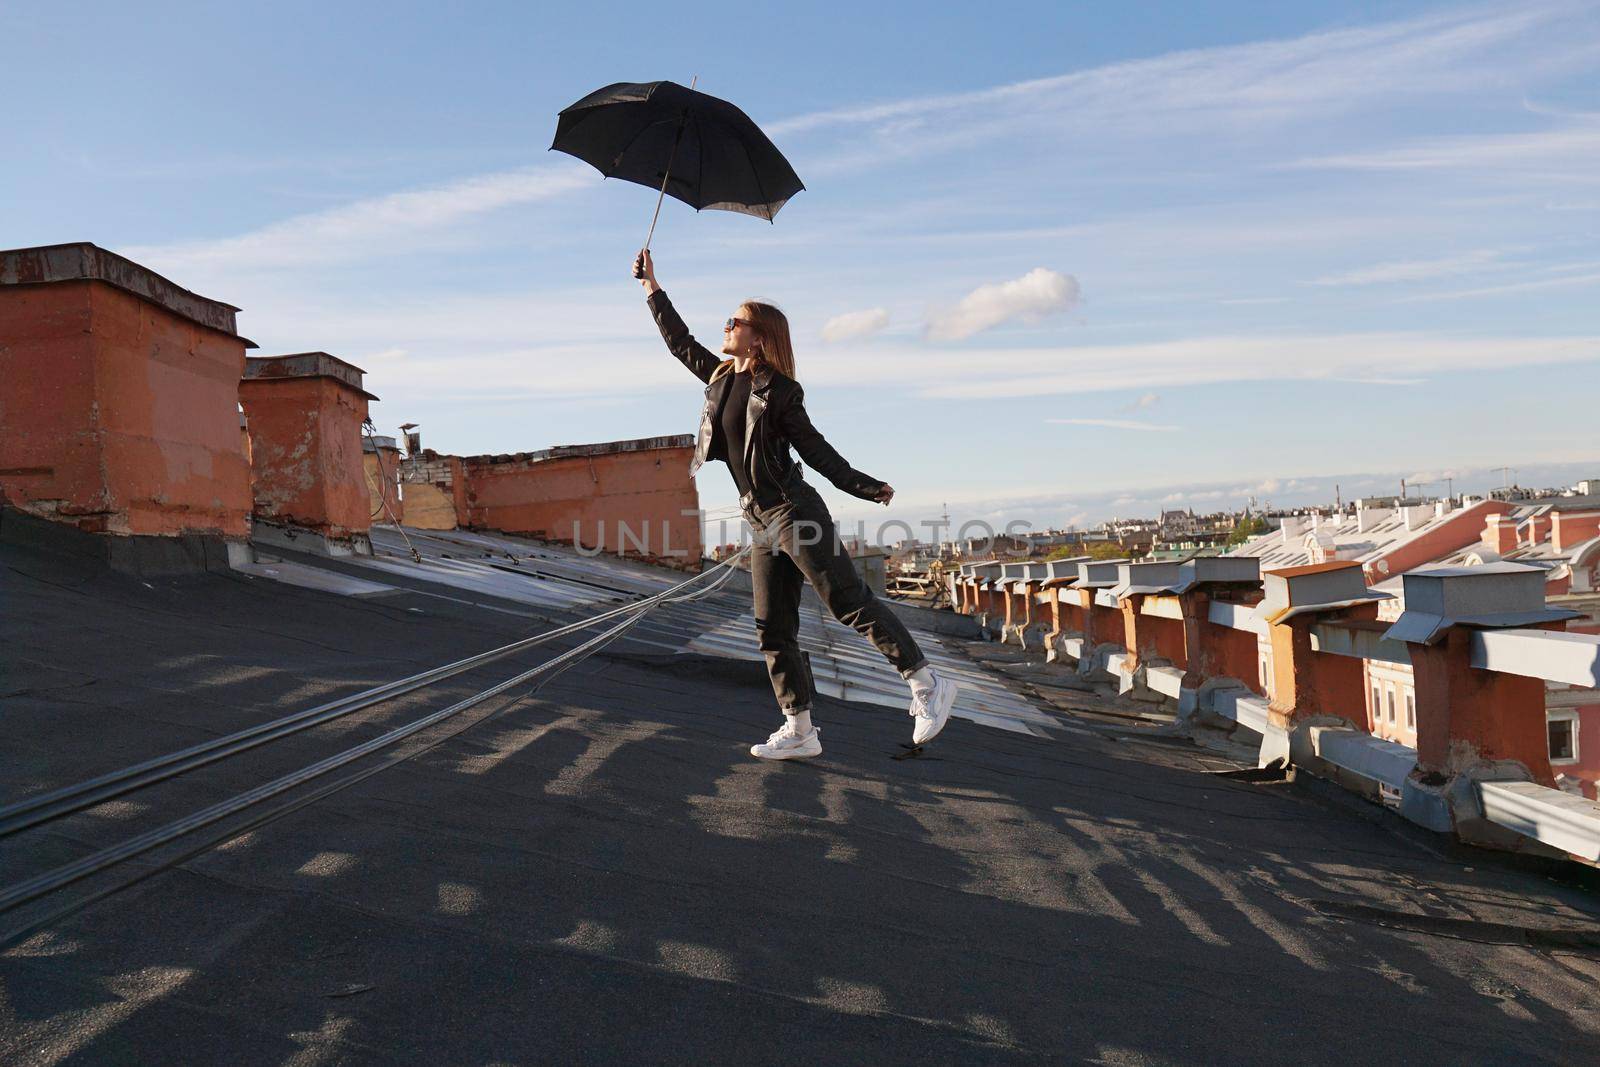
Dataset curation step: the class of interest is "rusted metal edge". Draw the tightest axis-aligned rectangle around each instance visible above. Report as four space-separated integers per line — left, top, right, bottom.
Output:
243 352 378 400
465 435 696 465
0 242 255 347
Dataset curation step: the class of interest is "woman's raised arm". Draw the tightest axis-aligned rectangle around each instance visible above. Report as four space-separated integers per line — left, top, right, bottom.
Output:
634 250 719 384
778 383 890 503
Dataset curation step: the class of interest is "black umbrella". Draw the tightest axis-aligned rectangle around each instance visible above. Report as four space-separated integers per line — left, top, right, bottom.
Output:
550 78 805 261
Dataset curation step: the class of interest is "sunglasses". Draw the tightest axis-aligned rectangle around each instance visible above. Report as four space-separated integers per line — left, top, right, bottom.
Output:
724 317 754 331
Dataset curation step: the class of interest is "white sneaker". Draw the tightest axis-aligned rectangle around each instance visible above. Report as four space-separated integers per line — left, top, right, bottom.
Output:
908 671 958 745
751 724 822 761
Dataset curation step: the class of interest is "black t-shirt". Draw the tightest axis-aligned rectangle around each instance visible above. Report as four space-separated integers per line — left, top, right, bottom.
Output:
714 369 754 497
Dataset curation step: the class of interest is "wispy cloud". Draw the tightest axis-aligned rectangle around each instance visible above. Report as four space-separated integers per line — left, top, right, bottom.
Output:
1390 270 1600 303
1330 376 1429 386
1311 249 1507 286
1292 126 1600 172
1047 417 1179 432
894 333 1599 400
125 164 592 273
926 268 1080 341
771 4 1580 172
821 307 890 343
1120 392 1160 414
254 324 1598 407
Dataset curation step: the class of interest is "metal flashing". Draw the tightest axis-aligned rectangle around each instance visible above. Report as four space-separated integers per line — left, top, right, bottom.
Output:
1111 561 1184 599
1170 556 1261 593
1383 562 1582 644
1385 608 1582 646
245 352 379 400
1040 556 1090 587
467 435 696 464
0 242 255 346
1251 560 1389 626
1075 559 1129 589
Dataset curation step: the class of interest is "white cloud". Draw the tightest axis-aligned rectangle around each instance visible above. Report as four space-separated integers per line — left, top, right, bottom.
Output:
1311 249 1506 286
926 269 1081 341
1330 376 1428 386
770 4 1580 171
1047 418 1179 433
327 327 1600 408
1122 392 1160 413
895 332 1600 400
1390 270 1600 304
124 164 592 273
821 307 890 343
1292 126 1600 173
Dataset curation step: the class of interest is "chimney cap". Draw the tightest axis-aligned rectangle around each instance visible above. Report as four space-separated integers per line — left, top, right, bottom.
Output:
244 352 379 400
1041 555 1092 586
1252 560 1390 624
1384 561 1580 644
1170 556 1261 593
0 242 256 346
1111 560 1185 598
1076 559 1130 588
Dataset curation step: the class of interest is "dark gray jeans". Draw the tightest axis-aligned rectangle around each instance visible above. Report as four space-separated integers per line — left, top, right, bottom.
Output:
744 479 928 714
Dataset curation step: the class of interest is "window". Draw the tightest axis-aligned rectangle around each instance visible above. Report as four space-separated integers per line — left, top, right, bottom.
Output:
1386 686 1397 725
1549 713 1579 765
1372 685 1382 726
1405 692 1415 730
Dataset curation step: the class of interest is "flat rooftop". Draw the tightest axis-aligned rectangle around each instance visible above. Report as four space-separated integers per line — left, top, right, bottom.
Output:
3 519 1600 1062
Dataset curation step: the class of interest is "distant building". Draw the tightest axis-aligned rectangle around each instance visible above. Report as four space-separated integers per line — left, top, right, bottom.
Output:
1230 489 1600 798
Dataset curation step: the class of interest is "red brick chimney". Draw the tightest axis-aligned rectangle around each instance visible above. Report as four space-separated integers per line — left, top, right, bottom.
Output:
1482 513 1518 556
239 352 377 554
1552 510 1600 554
0 243 254 543
1526 514 1551 548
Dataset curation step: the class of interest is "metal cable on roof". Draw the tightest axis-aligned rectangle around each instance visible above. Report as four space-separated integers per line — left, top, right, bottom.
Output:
361 418 422 563
0 548 752 837
0 548 749 949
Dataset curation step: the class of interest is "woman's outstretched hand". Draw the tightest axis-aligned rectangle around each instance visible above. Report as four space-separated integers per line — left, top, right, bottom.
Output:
874 483 895 505
633 249 661 295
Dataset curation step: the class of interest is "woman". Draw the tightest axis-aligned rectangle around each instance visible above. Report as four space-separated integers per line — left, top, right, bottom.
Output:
634 249 959 761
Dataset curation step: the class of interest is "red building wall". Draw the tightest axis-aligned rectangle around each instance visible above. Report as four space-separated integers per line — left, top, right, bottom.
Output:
0 278 252 538
239 373 371 539
463 442 702 568
1363 500 1511 582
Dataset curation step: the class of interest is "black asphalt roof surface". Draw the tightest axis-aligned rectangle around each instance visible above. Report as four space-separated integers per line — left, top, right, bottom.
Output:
4 525 1600 1065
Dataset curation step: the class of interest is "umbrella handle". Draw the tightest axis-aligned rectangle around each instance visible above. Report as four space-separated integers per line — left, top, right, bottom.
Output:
639 75 697 263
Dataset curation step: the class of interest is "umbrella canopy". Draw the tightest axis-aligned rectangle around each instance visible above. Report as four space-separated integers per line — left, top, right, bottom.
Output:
551 80 804 222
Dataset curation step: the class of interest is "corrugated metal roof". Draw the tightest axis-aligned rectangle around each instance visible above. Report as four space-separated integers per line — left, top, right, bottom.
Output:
245 524 1060 739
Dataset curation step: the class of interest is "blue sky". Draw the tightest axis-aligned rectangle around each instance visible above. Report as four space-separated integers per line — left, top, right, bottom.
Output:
7 1 1599 540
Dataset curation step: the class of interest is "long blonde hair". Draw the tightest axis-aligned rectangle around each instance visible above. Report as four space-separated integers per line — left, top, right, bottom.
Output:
740 301 796 380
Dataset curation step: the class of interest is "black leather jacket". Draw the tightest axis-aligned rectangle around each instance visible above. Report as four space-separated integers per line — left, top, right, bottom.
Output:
648 290 885 509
